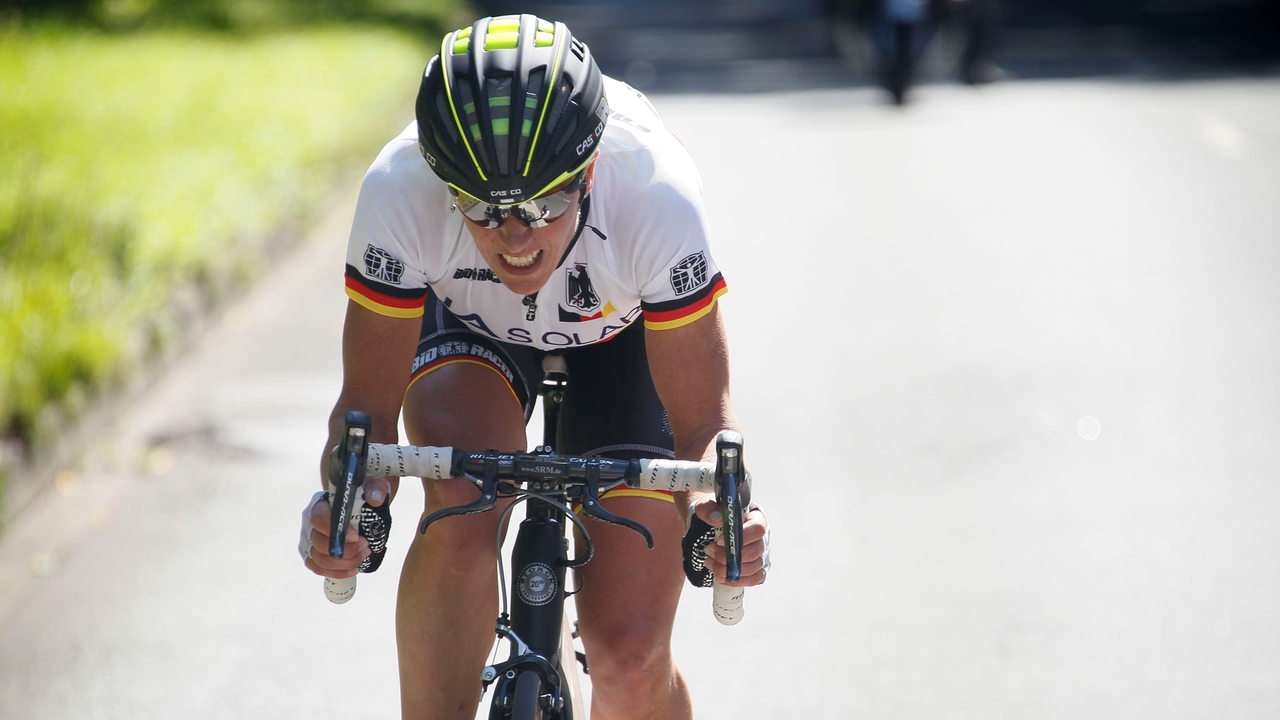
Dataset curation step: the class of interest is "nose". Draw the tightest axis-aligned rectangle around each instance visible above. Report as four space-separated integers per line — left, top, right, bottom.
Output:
496 217 535 247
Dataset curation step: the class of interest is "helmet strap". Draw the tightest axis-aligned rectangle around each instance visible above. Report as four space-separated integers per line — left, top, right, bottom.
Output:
551 190 591 270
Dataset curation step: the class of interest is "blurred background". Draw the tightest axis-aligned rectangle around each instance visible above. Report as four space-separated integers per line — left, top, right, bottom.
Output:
471 0 1280 94
2 1 1279 718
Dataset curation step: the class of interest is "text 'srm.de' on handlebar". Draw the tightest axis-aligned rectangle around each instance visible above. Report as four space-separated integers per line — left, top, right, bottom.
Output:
324 412 748 624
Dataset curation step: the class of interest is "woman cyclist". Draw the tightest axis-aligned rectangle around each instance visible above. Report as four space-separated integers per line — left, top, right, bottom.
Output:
300 14 770 719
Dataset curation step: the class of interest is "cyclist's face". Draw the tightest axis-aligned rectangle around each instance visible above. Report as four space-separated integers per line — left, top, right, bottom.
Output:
462 162 595 297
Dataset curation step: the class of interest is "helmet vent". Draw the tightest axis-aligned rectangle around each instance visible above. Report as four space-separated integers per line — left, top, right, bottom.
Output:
432 93 462 147
453 79 493 175
486 76 514 176
548 76 573 124
517 67 545 172
450 27 472 55
482 16 521 50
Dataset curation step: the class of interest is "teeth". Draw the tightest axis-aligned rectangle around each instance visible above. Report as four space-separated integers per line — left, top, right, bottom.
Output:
502 250 540 268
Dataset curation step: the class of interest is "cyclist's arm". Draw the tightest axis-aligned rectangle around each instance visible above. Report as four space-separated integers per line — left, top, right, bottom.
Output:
645 303 770 587
305 300 417 580
644 303 739 507
321 299 420 499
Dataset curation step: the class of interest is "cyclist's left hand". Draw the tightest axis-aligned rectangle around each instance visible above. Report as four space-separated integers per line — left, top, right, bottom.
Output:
688 499 771 587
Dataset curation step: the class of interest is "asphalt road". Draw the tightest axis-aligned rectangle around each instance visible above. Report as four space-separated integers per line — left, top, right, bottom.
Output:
3 60 1279 720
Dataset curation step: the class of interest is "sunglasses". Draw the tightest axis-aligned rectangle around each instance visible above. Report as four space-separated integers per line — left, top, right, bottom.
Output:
452 173 585 229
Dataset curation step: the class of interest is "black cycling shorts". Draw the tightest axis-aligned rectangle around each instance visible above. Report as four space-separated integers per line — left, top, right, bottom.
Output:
409 287 675 464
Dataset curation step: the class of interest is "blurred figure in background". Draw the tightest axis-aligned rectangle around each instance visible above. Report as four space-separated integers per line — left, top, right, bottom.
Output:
950 0 1002 84
825 0 1002 101
879 0 939 103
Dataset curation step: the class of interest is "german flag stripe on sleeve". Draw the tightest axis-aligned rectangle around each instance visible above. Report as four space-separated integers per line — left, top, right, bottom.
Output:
642 274 727 331
344 264 427 319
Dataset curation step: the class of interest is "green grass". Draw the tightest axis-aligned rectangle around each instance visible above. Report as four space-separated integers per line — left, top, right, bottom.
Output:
0 18 445 447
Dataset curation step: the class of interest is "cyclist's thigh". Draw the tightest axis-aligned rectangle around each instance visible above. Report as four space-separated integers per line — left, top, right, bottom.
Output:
402 287 543 506
558 321 674 461
561 323 685 647
574 496 685 657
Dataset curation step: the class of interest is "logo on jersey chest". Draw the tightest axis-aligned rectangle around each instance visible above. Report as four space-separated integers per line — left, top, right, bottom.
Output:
559 264 616 323
566 264 600 313
454 266 502 283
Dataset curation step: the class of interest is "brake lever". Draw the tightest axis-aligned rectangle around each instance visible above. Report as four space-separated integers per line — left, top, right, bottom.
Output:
714 431 746 582
418 453 503 535
328 411 371 559
578 461 654 549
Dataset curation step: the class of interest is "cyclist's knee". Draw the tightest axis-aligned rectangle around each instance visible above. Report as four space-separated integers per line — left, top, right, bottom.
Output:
403 516 501 593
584 620 674 681
587 640 678 708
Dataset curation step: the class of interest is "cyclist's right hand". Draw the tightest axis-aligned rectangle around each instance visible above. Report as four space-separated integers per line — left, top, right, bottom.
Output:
296 479 390 579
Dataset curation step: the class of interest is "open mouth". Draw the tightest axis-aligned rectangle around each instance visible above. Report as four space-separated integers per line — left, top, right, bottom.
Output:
501 250 541 268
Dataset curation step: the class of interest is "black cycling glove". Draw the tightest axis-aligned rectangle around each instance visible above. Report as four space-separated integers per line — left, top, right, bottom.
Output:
353 495 392 573
681 515 719 588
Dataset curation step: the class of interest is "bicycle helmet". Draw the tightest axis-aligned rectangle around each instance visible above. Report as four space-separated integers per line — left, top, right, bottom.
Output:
416 14 609 204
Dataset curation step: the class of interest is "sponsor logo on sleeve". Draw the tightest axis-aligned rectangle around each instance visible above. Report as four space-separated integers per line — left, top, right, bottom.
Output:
669 252 709 296
363 245 405 285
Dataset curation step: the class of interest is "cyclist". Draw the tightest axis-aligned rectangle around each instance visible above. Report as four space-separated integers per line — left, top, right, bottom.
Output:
300 14 770 720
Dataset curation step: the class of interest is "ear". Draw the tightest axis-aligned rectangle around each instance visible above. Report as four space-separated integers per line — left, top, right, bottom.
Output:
582 156 598 194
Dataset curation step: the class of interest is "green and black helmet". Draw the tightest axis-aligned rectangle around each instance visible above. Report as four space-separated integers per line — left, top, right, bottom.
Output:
416 15 609 204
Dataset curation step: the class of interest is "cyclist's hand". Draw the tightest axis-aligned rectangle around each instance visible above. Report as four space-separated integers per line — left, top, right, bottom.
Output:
687 498 772 588
297 476 392 579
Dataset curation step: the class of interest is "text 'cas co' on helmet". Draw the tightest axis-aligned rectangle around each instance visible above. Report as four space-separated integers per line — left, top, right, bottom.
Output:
416 14 609 205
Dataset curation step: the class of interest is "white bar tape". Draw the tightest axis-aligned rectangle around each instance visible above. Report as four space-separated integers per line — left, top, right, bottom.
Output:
634 458 717 492
323 485 364 604
713 583 745 626
365 444 455 480
324 576 357 605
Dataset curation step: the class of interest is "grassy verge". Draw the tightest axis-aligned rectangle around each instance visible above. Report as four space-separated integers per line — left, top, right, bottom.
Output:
0 8 461 502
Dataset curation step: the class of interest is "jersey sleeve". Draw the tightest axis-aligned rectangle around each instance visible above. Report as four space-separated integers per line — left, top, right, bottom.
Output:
640 263 728 331
599 80 729 332
629 147 727 332
343 129 439 319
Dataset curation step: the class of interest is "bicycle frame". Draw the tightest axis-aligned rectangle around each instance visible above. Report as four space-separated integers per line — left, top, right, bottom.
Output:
480 354 584 719
482 495 581 719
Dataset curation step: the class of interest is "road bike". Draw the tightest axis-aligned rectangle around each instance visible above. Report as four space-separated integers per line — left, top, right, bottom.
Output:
321 356 748 719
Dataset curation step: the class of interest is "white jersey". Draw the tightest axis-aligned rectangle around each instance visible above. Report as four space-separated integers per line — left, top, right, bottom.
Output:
343 77 727 351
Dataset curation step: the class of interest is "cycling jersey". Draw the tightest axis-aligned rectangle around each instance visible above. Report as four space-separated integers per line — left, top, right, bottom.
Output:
343 77 727 351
